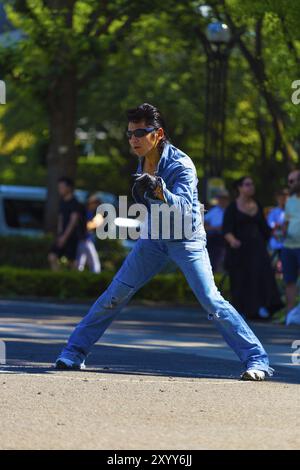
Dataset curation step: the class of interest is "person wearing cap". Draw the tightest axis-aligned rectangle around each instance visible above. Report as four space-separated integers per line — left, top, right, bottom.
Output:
204 189 230 272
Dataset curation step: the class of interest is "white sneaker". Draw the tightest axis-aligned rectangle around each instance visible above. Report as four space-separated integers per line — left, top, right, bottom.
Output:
241 369 266 381
55 357 85 370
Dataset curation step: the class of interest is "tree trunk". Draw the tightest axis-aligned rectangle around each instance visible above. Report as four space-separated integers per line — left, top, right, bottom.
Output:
44 70 78 233
222 10 298 167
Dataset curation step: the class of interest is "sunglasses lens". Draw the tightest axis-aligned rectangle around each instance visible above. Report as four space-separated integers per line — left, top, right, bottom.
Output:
134 129 147 138
126 127 155 139
126 129 149 139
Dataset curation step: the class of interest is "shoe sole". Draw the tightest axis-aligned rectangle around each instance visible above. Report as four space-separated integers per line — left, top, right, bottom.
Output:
241 371 265 381
55 360 83 371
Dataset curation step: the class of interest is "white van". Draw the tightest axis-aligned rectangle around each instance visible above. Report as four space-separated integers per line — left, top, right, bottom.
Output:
0 185 117 237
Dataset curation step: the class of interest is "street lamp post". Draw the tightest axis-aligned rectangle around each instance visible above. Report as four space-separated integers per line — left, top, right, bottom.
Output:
0 80 5 104
76 118 106 157
203 21 232 202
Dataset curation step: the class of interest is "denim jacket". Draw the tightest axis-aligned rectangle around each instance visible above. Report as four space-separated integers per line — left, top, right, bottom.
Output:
132 142 205 241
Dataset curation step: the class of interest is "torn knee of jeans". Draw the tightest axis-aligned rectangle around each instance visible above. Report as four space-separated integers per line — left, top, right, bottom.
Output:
103 280 134 309
103 293 126 309
109 296 118 308
207 310 222 321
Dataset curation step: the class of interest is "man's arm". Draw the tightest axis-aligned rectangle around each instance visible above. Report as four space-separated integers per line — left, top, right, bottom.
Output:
57 214 63 235
57 212 79 247
224 232 241 248
87 213 104 231
282 198 291 238
143 166 196 215
159 167 195 211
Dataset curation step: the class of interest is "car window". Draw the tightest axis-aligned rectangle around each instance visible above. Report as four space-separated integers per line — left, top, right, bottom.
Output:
3 198 45 229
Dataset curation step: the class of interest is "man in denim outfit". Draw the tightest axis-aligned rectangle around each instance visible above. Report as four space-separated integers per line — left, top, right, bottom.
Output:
55 103 273 381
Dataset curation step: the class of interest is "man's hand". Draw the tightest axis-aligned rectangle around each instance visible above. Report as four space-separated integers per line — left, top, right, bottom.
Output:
134 173 159 194
230 238 241 249
87 213 104 231
132 173 165 201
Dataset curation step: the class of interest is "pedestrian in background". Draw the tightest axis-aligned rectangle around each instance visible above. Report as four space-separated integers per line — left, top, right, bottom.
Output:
281 170 300 319
267 188 289 255
48 177 86 271
76 194 103 273
204 189 230 272
223 176 283 320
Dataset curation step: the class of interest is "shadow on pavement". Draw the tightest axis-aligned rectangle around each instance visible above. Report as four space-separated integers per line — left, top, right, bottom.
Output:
1 340 299 385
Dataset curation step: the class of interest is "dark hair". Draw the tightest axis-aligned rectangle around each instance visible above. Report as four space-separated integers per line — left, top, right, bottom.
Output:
126 103 170 152
58 176 74 189
232 176 251 196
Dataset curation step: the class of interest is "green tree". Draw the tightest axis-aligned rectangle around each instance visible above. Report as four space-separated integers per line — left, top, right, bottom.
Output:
1 0 300 212
1 0 161 230
212 0 300 168
159 0 300 198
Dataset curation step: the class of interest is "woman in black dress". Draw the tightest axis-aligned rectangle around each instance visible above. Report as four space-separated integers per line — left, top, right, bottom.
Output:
223 176 283 320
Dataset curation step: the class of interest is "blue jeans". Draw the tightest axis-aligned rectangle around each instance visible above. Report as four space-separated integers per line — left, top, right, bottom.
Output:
281 247 300 284
57 238 272 375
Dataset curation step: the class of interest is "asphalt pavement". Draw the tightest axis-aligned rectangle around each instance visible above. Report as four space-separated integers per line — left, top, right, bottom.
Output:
0 299 299 450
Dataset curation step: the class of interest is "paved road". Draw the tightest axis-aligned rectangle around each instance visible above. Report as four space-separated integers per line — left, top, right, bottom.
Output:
0 299 299 450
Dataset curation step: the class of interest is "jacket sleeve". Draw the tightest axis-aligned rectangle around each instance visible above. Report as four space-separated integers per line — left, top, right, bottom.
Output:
145 166 196 215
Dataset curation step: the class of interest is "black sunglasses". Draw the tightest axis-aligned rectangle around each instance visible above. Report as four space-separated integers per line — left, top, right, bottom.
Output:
126 127 156 139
